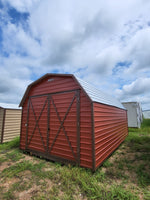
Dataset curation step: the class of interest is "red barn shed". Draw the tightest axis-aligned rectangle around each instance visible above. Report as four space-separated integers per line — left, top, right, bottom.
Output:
19 74 128 171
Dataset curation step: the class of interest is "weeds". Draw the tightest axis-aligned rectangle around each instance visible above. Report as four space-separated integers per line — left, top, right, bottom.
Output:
1 161 34 178
102 160 113 168
0 137 20 151
108 185 139 200
141 118 150 127
6 149 24 162
136 164 150 187
3 190 16 200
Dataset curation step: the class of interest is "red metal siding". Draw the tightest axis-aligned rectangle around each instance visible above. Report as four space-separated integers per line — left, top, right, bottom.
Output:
27 96 48 153
49 91 78 161
93 103 128 169
20 76 92 169
80 91 92 168
28 76 79 97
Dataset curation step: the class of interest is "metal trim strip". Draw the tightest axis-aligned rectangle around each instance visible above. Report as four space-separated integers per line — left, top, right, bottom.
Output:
47 95 50 154
76 90 80 166
19 108 24 149
25 98 30 149
29 89 80 99
1 109 6 143
91 102 96 172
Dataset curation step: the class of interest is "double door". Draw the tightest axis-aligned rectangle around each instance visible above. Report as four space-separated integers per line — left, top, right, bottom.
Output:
25 90 80 164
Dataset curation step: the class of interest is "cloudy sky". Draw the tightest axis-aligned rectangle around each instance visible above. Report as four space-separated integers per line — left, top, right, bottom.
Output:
0 0 150 110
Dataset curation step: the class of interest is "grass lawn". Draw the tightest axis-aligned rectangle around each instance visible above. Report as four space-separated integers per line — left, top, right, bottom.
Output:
0 119 150 200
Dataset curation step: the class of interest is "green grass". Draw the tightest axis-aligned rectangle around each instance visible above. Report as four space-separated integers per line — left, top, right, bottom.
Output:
3 190 16 200
0 137 20 151
0 137 24 164
6 149 25 162
136 164 150 187
1 161 34 178
141 118 150 127
0 119 150 199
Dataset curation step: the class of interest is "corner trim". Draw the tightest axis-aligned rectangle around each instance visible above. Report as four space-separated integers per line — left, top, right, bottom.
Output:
1 109 6 143
91 102 96 172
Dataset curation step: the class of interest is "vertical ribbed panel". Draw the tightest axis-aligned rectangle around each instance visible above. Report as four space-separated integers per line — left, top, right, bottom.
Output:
93 103 128 169
20 76 93 169
2 109 21 143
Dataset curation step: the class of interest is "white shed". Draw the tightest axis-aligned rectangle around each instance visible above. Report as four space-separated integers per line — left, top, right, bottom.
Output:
122 102 143 128
143 110 150 119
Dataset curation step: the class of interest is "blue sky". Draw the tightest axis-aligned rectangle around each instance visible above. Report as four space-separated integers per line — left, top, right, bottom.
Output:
0 0 150 110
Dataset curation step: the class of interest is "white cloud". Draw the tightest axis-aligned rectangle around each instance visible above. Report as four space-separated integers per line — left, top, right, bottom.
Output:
2 0 40 12
0 74 31 105
2 23 42 57
124 27 150 74
123 77 150 95
115 77 150 109
0 103 21 109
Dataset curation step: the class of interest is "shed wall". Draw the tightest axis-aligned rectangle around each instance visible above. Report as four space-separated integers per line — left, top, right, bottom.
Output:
20 76 93 169
3 109 21 143
122 102 142 128
0 108 4 143
93 103 128 169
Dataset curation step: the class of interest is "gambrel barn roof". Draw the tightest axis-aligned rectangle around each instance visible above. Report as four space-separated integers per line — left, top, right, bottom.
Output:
19 73 124 109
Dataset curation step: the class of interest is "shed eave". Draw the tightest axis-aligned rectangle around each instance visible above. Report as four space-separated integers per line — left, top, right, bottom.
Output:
93 101 126 110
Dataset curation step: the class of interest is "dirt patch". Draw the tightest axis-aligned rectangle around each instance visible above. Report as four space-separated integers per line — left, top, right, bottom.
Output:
73 193 87 200
45 178 53 187
19 170 33 182
17 184 41 200
0 162 10 172
18 154 39 164
43 167 53 172
101 167 107 173
125 153 135 161
125 167 138 183
0 177 20 192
